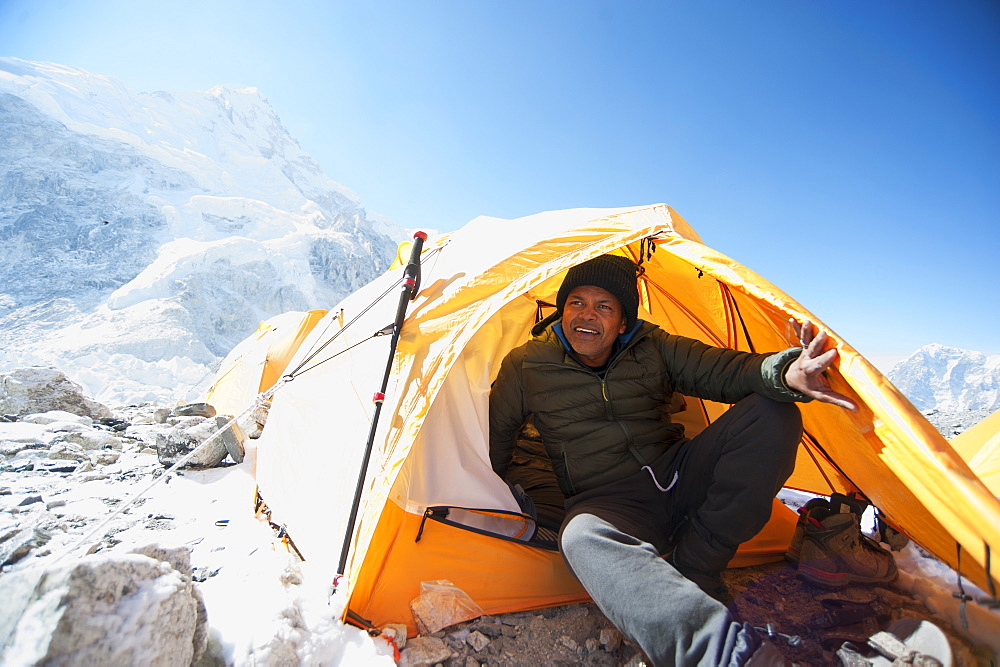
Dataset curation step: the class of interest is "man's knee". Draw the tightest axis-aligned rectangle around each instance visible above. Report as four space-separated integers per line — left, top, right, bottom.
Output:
560 513 656 567
559 513 605 579
559 512 603 559
743 394 802 444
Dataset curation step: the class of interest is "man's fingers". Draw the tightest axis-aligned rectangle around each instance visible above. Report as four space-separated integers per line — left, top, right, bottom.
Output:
815 391 859 413
789 318 818 343
803 320 816 345
802 347 838 374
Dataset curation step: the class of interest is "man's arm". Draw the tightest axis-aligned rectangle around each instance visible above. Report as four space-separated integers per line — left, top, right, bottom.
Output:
783 319 858 412
656 331 786 404
488 352 529 479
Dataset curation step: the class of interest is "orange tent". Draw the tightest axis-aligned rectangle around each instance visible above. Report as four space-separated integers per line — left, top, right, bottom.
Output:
205 310 326 416
238 205 998 634
950 408 1000 498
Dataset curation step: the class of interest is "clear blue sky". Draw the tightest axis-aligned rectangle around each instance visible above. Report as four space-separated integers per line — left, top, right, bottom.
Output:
2 0 998 371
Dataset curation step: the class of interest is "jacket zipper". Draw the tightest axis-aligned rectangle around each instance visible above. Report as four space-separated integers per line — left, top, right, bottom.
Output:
602 376 641 462
541 327 653 495
600 378 613 419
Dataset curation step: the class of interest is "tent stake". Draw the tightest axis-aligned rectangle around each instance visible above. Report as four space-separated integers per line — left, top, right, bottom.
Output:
336 231 427 583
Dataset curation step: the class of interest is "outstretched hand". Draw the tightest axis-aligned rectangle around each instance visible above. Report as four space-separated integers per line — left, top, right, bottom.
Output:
784 319 858 412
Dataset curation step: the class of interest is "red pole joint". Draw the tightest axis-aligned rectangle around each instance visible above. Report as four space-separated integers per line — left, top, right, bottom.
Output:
372 392 385 404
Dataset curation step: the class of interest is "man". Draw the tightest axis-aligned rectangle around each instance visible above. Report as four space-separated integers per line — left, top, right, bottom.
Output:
489 254 857 665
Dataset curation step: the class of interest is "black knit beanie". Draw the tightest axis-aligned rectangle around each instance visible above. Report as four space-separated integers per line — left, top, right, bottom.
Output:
555 254 640 332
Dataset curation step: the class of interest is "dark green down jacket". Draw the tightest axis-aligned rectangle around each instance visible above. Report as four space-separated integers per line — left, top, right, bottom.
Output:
489 321 807 497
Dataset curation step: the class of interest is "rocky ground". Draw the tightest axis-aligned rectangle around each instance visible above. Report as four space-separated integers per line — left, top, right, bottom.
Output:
397 558 991 666
922 408 994 439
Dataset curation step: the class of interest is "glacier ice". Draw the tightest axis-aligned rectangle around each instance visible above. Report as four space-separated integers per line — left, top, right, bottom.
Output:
0 57 400 405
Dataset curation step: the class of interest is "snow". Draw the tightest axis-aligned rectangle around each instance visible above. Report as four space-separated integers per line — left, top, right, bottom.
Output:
0 422 395 665
0 56 402 406
889 344 1000 412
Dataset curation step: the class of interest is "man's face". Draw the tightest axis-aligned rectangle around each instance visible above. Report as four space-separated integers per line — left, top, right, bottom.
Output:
561 285 627 367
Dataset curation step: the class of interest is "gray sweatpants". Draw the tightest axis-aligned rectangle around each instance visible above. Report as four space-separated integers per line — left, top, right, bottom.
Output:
559 394 802 666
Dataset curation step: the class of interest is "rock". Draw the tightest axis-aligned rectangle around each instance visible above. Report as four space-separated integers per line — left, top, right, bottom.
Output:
91 450 121 466
129 545 208 661
559 635 579 651
0 550 208 665
191 567 221 583
153 407 171 424
243 403 269 439
0 513 52 566
381 623 409 650
470 621 502 638
398 636 451 666
600 627 623 652
154 418 229 468
20 411 92 426
0 367 112 419
61 429 123 451
0 421 59 455
446 627 470 643
172 403 217 418
585 637 600 653
467 630 490 652
98 417 130 432
48 442 86 461
215 417 246 464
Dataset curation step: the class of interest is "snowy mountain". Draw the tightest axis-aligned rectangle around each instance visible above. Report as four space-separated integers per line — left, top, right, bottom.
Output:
0 58 403 404
888 344 1000 412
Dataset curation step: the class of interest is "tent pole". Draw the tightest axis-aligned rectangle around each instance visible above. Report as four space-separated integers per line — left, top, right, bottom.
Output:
337 231 427 582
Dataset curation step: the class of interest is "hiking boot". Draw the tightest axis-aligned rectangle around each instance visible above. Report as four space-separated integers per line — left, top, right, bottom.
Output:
785 497 830 564
798 512 897 589
786 494 868 565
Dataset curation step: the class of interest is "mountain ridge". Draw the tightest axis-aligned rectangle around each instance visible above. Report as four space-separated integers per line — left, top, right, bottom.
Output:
888 343 1000 413
0 57 402 404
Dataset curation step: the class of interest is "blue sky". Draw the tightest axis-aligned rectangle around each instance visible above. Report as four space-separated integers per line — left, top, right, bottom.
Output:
2 0 998 371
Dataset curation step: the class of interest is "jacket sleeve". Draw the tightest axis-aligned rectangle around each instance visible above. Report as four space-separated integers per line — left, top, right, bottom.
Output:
489 348 529 479
760 346 813 402
655 330 811 404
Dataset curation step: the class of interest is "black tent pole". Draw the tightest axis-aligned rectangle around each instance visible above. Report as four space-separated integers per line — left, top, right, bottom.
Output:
336 230 427 582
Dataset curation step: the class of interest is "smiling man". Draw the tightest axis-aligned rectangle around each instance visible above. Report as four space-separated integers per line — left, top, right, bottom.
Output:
489 254 859 665
561 284 627 366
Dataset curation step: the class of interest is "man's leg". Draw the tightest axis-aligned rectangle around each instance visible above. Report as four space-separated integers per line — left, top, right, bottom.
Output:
560 512 761 666
670 394 802 593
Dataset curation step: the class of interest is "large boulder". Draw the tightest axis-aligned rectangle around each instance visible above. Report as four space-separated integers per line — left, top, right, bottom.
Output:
0 548 208 665
154 415 243 468
0 367 112 419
